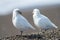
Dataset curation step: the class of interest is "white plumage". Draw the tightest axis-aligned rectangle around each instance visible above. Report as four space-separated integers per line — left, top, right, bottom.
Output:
32 9 58 30
12 8 35 32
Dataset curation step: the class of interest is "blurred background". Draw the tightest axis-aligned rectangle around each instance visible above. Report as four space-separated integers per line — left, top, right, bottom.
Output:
0 0 60 38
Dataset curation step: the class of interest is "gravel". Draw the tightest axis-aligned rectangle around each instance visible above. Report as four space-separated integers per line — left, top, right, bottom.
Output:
0 29 60 40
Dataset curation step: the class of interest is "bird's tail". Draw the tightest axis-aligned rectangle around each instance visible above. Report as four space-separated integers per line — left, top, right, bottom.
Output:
52 23 58 28
31 26 36 30
29 24 36 30
28 22 36 30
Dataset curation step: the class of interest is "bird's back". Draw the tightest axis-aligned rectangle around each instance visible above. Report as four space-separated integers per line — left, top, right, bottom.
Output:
33 15 57 29
13 14 35 31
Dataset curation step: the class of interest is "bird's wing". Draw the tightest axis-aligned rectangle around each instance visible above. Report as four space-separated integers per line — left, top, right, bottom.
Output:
38 15 58 29
17 15 35 30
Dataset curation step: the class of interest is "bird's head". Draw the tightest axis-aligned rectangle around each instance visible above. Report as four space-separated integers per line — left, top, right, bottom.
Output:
12 8 22 19
13 8 22 15
32 8 40 15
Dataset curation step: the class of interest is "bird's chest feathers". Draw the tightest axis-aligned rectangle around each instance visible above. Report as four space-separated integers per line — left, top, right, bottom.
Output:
14 16 23 23
33 15 41 25
13 15 22 25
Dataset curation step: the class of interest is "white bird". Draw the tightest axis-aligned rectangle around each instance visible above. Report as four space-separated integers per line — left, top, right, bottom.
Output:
12 8 35 34
32 9 58 31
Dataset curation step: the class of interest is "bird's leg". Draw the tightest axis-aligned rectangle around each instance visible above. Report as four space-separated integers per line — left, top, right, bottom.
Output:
39 29 42 34
20 31 23 40
20 31 23 36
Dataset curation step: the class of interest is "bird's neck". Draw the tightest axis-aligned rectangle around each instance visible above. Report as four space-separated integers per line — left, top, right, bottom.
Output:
12 12 18 19
34 13 41 17
13 12 16 17
33 13 42 23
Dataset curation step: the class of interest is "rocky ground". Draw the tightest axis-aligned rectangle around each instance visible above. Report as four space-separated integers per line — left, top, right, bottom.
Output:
0 29 60 40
